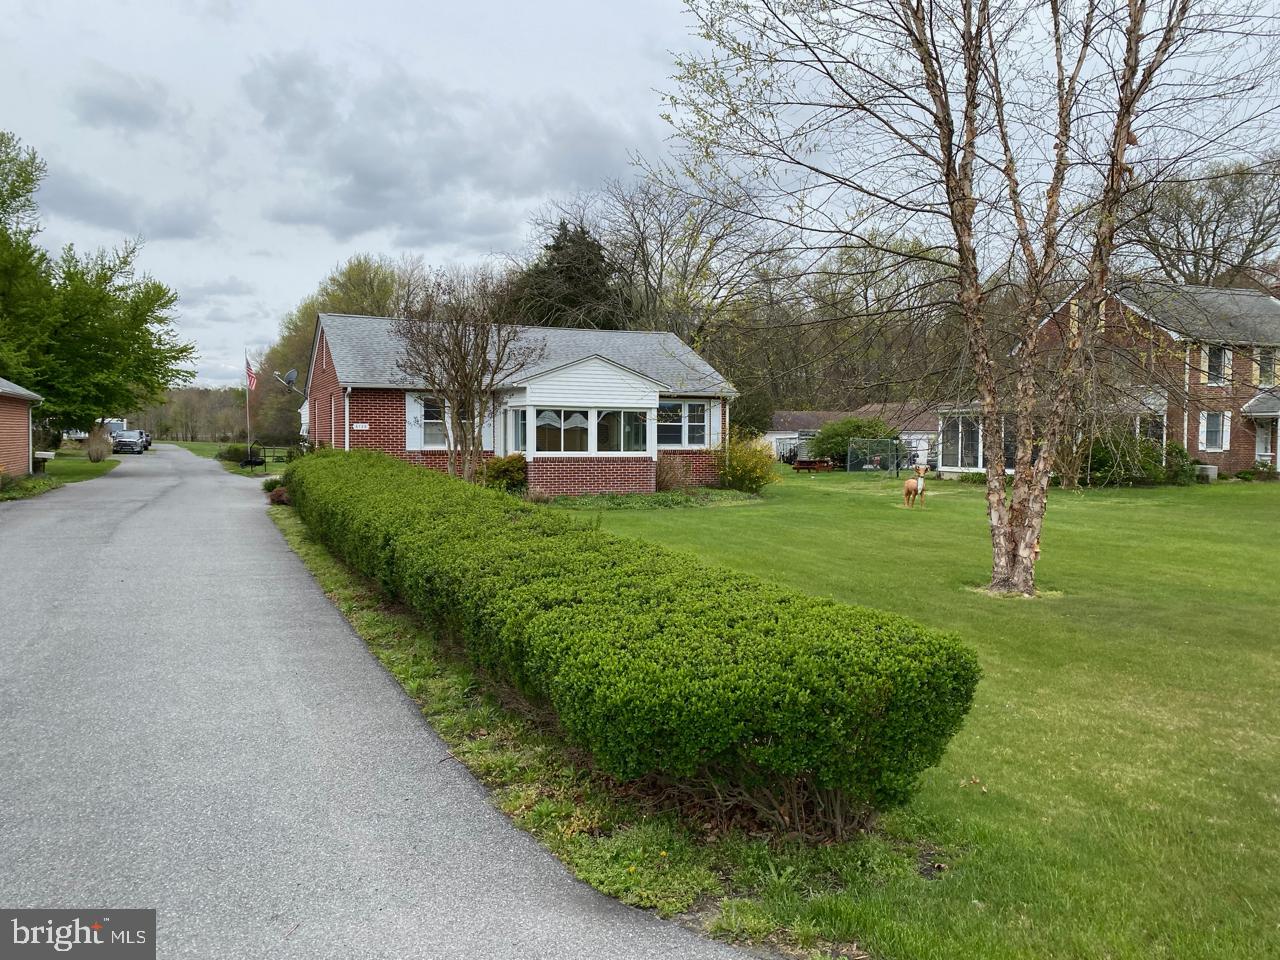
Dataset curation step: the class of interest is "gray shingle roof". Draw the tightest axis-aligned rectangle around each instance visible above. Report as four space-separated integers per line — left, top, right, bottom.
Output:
1114 282 1280 345
1243 390 1280 416
315 313 736 396
0 376 41 402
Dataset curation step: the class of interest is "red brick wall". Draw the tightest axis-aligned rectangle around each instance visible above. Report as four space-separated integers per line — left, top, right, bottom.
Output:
654 402 727 485
348 387 492 468
1183 343 1271 474
307 330 344 449
1037 297 1274 475
528 456 657 495
0 395 32 476
661 449 718 485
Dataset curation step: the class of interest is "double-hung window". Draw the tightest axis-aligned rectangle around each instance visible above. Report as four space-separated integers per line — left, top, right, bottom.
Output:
656 400 709 447
420 397 447 447
511 409 527 452
596 410 648 452
1206 346 1228 386
1258 347 1276 387
1204 412 1225 450
535 409 589 452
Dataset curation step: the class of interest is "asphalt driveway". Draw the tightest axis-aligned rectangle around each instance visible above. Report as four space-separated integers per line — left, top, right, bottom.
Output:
0 445 747 959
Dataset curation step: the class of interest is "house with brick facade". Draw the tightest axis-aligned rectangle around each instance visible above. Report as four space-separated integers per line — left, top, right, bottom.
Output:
0 376 41 478
305 313 736 495
937 282 1280 476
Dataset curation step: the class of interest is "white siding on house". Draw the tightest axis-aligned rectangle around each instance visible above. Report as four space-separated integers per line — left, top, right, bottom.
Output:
522 356 660 408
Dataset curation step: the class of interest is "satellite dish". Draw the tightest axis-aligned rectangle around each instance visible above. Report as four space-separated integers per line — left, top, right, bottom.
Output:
284 369 298 387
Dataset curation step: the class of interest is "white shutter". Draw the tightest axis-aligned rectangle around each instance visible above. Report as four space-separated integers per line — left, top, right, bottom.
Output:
481 407 496 451
1222 411 1231 450
709 400 723 446
405 392 423 451
1223 349 1233 384
1198 412 1208 451
1199 346 1206 383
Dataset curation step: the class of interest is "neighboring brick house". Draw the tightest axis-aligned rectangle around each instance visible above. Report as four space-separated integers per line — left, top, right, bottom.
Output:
0 376 41 478
937 282 1280 476
304 313 736 495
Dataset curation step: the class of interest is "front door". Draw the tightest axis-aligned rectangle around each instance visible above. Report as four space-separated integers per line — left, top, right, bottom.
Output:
1256 419 1274 464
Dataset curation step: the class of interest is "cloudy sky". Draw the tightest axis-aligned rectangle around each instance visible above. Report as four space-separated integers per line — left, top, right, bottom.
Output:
2 0 697 384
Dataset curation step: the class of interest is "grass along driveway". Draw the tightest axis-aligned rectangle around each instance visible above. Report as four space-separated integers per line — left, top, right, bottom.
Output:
1 448 119 500
595 470 1279 960
163 440 279 477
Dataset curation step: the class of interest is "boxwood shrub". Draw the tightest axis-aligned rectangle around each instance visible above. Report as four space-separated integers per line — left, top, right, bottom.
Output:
286 450 979 827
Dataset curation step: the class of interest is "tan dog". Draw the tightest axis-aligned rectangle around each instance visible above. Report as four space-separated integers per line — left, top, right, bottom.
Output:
903 464 929 508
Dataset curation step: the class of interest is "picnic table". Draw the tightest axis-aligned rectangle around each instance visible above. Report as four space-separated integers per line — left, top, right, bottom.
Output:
792 458 834 473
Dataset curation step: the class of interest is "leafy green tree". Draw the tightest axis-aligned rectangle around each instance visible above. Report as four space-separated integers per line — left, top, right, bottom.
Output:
510 220 626 329
249 253 427 441
809 417 894 462
0 131 195 430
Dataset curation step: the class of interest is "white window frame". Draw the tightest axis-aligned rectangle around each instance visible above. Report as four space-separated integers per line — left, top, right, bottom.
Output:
419 396 448 449
534 408 591 454
656 399 710 449
1200 410 1230 452
517 405 655 458
1257 347 1276 388
1205 345 1230 387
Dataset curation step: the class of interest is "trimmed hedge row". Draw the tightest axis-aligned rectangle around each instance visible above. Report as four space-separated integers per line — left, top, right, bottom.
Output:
285 451 980 814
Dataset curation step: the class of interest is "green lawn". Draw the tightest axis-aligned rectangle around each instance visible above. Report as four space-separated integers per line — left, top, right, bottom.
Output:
1 449 119 500
165 440 223 459
590 470 1280 960
46 449 120 482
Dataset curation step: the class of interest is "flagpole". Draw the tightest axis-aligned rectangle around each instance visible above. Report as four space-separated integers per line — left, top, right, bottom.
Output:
245 351 252 449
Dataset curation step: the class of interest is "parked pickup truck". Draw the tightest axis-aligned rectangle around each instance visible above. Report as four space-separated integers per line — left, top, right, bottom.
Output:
112 430 147 455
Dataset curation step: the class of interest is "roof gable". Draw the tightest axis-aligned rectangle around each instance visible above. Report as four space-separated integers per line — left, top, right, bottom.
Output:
0 376 41 403
513 354 670 389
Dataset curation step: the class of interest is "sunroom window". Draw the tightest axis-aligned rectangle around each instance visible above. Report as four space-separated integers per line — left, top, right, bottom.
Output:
597 410 648 453
535 409 589 452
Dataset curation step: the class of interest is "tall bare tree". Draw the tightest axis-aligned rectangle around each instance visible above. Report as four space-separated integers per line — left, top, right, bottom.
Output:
1120 158 1280 286
671 0 1278 594
392 265 543 481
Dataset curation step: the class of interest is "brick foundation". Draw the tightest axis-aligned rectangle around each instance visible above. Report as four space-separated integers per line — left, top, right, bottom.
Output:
660 448 719 485
527 457 657 495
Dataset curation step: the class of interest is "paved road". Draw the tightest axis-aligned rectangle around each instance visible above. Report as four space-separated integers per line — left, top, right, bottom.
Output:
0 445 747 959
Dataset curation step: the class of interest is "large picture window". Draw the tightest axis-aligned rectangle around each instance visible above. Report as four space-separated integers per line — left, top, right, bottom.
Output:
657 400 709 447
535 409 589 452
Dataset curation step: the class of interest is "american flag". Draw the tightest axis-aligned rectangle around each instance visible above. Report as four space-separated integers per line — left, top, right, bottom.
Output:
245 357 258 391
